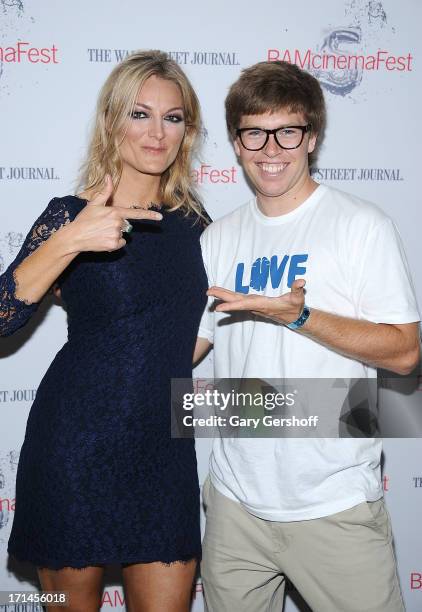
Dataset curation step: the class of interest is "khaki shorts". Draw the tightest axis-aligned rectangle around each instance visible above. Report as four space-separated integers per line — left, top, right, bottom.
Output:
201 477 405 612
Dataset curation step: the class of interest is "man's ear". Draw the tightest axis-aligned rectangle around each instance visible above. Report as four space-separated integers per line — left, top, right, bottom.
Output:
308 132 317 154
233 137 241 157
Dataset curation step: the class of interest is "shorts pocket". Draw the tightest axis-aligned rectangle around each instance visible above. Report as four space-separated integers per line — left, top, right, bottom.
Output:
364 498 392 539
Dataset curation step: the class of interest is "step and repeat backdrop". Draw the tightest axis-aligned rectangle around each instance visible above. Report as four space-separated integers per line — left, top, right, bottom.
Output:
0 0 421 610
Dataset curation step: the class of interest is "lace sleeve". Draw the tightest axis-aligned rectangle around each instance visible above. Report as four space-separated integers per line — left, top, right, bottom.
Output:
0 197 72 337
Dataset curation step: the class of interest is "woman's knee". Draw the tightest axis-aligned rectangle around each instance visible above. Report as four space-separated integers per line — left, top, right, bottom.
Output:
122 560 197 612
38 566 104 611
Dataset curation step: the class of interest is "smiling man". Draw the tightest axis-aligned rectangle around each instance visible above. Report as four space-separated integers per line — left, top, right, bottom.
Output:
194 61 421 612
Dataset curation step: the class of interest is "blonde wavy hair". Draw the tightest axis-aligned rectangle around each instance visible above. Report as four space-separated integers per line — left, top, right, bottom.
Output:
79 50 206 219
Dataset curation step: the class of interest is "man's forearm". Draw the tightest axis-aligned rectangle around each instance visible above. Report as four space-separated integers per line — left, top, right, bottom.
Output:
295 309 420 375
207 283 421 375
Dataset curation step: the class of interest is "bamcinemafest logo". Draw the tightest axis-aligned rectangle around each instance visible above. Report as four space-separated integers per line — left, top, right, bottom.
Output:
0 41 58 64
267 1 412 96
192 164 237 185
268 39 412 96
410 573 422 590
0 451 19 538
100 589 125 608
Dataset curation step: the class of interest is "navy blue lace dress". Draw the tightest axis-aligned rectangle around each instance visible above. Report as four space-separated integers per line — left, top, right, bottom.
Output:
1 196 208 569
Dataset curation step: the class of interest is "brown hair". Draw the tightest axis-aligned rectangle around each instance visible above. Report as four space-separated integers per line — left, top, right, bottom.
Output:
225 61 326 139
79 50 206 219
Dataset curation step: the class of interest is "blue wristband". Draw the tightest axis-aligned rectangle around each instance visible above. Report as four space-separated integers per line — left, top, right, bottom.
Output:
286 305 311 330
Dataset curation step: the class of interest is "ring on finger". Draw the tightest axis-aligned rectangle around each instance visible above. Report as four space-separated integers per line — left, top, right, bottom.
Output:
122 219 133 234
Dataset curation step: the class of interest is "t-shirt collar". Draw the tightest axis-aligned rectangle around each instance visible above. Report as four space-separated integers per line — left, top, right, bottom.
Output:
250 183 327 225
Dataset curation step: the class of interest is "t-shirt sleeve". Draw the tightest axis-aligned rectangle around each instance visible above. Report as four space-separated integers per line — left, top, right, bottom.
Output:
0 198 72 337
197 228 215 343
353 217 420 324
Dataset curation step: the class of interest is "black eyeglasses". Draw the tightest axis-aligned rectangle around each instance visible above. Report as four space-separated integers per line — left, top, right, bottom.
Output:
236 124 312 151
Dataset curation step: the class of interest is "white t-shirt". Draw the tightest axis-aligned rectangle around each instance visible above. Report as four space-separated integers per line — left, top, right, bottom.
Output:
199 184 420 521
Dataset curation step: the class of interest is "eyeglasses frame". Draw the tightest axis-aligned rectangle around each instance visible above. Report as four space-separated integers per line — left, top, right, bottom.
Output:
236 124 312 151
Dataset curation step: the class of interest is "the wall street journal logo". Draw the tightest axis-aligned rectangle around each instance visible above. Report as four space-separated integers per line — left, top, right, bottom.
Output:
0 42 59 64
87 48 240 66
310 168 403 182
0 389 37 403
0 167 59 180
167 51 240 66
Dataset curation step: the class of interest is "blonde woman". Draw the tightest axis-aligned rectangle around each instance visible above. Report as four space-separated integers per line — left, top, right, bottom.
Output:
1 51 209 611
